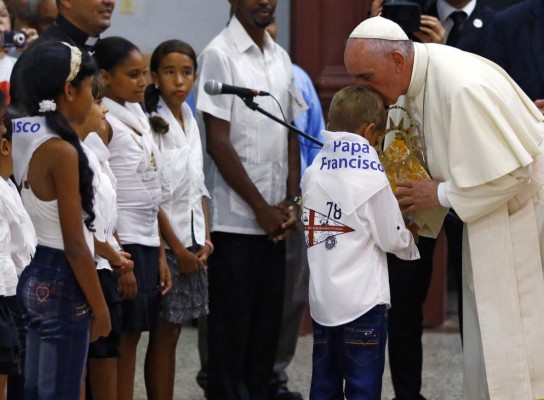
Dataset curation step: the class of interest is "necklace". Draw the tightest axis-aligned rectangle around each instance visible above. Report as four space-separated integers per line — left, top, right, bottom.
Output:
130 133 157 171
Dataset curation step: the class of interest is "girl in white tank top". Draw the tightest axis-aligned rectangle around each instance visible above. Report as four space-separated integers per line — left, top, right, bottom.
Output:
12 42 110 400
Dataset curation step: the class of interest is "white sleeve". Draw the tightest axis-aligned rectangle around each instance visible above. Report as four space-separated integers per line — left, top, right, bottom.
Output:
0 206 18 292
443 166 531 223
361 186 420 260
195 48 234 122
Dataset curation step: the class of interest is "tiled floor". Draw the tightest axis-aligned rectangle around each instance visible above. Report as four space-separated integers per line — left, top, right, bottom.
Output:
133 323 463 400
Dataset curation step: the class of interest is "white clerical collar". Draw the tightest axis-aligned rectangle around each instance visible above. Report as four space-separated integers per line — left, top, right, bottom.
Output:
85 36 99 47
436 0 477 23
406 43 428 98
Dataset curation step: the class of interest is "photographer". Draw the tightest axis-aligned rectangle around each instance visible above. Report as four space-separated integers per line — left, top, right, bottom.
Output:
370 0 446 43
0 0 36 102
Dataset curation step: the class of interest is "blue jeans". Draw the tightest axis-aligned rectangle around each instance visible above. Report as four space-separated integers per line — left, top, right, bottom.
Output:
17 245 91 400
310 305 388 400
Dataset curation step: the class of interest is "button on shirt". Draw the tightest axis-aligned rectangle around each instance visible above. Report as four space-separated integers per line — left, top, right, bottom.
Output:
196 16 307 235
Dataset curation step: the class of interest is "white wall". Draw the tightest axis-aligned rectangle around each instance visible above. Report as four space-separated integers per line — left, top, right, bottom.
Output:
106 0 291 55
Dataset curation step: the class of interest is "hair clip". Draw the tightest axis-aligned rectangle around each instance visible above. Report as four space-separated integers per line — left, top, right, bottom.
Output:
38 99 57 113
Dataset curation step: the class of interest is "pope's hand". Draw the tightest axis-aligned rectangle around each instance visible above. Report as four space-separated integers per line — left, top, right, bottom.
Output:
395 179 441 211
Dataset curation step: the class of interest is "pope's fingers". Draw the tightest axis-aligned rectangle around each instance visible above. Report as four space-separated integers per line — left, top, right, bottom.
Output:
395 180 415 188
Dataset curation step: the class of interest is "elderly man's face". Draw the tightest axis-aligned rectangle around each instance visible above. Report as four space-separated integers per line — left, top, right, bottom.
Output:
66 0 115 36
344 39 406 106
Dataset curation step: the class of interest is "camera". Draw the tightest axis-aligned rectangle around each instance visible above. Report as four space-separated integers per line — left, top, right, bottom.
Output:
0 31 26 48
381 0 433 33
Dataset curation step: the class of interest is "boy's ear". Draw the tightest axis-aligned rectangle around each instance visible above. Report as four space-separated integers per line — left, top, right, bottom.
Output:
353 122 375 138
362 122 376 139
326 122 330 130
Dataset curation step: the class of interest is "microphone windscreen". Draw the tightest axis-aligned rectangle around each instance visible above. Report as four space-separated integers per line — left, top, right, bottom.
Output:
204 80 222 95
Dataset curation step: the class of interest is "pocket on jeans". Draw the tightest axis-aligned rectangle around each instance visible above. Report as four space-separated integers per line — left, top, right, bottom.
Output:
19 273 66 319
344 315 382 367
312 323 328 365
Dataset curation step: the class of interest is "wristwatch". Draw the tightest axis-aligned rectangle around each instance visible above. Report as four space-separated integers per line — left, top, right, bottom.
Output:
286 195 302 209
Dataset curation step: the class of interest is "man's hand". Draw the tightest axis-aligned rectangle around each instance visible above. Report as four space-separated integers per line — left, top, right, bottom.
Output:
254 203 289 238
535 99 544 115
395 179 441 211
271 201 299 242
413 15 446 44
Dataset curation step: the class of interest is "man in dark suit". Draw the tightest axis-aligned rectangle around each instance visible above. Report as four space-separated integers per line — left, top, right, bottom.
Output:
370 1 495 399
425 0 495 55
482 0 544 114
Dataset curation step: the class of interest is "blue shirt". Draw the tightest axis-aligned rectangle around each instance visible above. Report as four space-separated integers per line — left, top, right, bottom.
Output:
292 64 325 173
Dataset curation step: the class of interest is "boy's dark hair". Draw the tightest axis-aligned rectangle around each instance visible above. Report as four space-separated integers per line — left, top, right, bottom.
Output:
328 86 386 134
144 39 197 134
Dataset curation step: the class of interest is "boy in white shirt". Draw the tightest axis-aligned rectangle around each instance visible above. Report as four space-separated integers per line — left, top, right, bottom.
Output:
301 86 420 400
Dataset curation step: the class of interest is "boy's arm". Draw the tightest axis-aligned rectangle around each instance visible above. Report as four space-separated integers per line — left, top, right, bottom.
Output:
362 186 420 260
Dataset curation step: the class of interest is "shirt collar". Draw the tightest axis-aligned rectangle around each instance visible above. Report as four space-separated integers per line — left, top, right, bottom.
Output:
228 15 274 55
436 0 477 23
406 42 428 98
54 14 100 51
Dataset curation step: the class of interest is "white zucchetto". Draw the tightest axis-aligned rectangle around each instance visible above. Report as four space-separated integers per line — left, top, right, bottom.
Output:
349 16 409 41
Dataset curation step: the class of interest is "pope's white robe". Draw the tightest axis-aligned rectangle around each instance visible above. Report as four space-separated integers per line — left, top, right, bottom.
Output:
402 42 544 400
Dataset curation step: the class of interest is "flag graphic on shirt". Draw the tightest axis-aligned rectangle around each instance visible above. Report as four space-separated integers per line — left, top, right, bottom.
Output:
303 207 355 249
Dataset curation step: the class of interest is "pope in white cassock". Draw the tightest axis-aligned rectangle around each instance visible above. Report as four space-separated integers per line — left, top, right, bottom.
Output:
344 16 544 400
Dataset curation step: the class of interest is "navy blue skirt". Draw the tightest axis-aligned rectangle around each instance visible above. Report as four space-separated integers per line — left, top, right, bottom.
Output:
120 244 161 333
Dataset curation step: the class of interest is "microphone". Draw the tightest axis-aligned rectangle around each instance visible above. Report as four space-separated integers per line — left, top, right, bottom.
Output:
204 80 270 98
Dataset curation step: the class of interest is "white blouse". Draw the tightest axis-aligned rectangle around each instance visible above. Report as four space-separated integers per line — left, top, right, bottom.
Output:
83 133 120 270
105 98 162 247
0 178 36 296
152 99 210 247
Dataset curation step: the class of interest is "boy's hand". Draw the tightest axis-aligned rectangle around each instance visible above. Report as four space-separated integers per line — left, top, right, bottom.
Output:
405 220 420 245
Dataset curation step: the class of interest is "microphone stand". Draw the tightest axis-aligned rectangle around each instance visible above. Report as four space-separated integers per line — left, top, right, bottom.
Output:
239 94 324 148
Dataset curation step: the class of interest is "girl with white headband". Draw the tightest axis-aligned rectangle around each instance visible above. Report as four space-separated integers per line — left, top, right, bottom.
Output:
12 41 110 399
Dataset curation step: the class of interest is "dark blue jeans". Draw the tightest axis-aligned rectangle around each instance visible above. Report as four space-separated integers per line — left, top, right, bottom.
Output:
310 305 388 400
17 245 91 400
